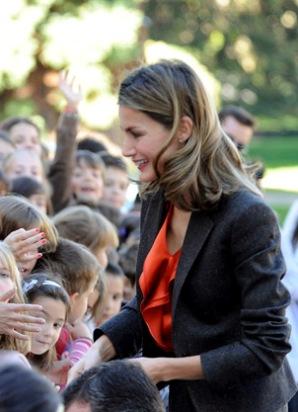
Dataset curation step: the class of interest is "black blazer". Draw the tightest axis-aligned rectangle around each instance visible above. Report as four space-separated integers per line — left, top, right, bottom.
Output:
96 189 297 412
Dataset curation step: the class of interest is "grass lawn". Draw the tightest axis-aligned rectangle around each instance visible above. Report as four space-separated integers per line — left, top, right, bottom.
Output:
248 136 298 224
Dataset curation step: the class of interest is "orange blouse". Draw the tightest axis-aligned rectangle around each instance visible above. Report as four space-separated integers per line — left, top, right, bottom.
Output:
139 206 181 352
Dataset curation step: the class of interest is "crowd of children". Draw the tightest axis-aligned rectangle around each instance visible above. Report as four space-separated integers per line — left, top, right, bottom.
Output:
0 73 153 411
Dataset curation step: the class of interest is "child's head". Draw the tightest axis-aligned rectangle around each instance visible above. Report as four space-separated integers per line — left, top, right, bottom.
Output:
10 176 51 215
52 205 119 268
101 153 129 210
0 131 14 166
34 238 102 323
97 262 124 326
118 241 138 303
71 150 105 205
0 116 42 157
77 136 108 154
2 149 45 183
0 195 58 276
0 241 28 354
23 272 69 368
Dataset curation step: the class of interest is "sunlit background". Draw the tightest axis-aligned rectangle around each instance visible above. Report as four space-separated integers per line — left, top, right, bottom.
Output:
0 0 297 219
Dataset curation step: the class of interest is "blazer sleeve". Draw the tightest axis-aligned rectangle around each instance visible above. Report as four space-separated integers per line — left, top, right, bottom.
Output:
93 296 143 358
201 200 291 387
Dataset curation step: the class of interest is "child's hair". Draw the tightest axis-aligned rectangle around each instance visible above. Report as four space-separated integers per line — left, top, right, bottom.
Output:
52 205 119 254
34 238 102 296
2 149 46 182
0 116 40 138
0 170 9 196
0 195 58 253
106 262 125 278
77 136 108 153
75 150 106 176
23 272 69 370
118 242 138 287
101 153 128 174
10 176 53 214
0 241 28 353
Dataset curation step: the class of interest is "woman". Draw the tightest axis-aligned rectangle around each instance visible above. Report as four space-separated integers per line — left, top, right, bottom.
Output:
69 60 296 411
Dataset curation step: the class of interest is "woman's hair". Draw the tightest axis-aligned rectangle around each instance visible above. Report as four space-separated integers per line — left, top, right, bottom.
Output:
75 149 106 175
118 60 261 211
0 241 28 353
53 205 119 253
0 364 63 412
0 195 58 253
23 272 70 370
0 116 40 138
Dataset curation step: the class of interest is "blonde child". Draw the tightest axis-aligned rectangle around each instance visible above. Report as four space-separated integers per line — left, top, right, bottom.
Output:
52 204 119 268
0 195 58 277
0 241 31 354
2 149 46 184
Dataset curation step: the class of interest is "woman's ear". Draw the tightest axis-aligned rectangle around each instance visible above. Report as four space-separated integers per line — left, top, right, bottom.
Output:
177 116 193 144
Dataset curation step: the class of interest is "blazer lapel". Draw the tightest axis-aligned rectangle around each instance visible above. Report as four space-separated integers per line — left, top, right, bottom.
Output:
136 191 167 279
172 211 214 315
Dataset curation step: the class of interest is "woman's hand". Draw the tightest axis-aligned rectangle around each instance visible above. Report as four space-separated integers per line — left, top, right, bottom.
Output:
67 335 116 383
4 228 46 262
0 289 45 340
59 71 82 109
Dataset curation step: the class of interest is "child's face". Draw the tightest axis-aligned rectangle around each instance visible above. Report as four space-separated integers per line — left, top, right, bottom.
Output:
5 151 44 183
99 274 124 325
0 140 14 165
0 260 14 302
69 282 96 323
30 296 66 355
29 194 47 215
71 161 104 205
102 167 129 210
9 122 42 157
95 247 108 269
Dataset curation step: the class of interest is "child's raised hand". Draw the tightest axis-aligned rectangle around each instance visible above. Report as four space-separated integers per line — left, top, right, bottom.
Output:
4 228 47 263
59 70 82 109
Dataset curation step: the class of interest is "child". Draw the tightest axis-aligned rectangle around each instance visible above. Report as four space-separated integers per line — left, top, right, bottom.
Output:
89 262 124 329
101 153 130 211
34 238 103 357
2 148 46 184
0 195 58 277
23 273 69 379
52 204 119 268
71 150 105 206
10 176 52 215
0 241 29 354
0 116 42 157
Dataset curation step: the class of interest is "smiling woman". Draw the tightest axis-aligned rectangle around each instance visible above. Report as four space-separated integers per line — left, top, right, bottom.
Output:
69 60 296 412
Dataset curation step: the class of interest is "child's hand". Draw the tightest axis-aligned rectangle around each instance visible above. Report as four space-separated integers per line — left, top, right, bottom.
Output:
59 71 82 109
67 320 92 340
44 359 72 387
4 228 46 262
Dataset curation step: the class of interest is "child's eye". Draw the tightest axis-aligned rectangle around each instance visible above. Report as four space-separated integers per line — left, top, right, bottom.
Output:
54 322 63 329
0 272 10 279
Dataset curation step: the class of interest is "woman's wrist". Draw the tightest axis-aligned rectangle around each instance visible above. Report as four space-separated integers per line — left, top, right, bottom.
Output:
96 335 116 362
159 355 203 382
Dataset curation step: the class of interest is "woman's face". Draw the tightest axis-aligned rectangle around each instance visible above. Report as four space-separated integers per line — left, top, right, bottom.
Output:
119 107 179 183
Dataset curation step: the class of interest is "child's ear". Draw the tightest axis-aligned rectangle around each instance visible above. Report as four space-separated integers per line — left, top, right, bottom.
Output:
69 292 79 306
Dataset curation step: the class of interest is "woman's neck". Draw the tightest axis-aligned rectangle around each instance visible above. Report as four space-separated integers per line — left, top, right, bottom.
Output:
166 206 191 255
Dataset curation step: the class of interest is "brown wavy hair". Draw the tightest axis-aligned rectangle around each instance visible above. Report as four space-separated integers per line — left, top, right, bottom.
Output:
118 60 261 211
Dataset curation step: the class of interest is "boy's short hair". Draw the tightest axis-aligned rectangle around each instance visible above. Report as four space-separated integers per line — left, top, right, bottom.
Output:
106 262 124 278
34 238 101 295
75 150 105 175
63 360 165 412
100 153 128 174
77 136 108 154
218 106 255 129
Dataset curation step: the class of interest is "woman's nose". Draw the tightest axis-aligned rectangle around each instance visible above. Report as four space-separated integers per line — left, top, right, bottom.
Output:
121 136 136 158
